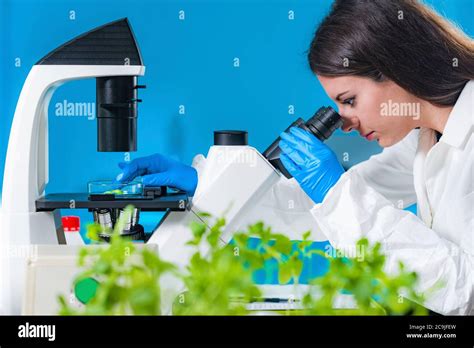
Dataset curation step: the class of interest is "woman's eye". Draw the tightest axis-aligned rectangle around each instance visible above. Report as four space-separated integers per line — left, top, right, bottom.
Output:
343 97 355 106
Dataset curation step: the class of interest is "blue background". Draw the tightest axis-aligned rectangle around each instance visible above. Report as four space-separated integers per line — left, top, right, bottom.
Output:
1 0 472 283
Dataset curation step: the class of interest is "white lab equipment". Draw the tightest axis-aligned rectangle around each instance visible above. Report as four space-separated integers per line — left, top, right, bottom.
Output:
22 244 158 314
0 18 148 314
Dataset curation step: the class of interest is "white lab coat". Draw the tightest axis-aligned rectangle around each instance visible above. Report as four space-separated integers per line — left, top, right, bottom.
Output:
271 80 474 315
193 80 473 315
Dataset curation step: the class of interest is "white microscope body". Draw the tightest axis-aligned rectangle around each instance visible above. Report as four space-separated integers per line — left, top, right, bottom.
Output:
0 65 145 315
0 19 147 314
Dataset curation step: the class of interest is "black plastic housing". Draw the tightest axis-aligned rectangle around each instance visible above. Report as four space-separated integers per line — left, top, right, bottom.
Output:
263 106 343 178
214 130 248 146
36 18 143 66
97 76 140 152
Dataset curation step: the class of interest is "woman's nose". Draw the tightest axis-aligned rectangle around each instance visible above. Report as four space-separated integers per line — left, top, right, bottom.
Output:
336 107 358 132
341 116 358 133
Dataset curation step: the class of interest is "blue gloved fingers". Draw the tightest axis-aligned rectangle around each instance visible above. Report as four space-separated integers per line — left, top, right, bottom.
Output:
280 130 303 148
185 167 198 196
287 127 340 163
280 130 317 159
289 127 323 146
116 154 167 183
116 153 198 195
280 153 300 177
142 172 174 188
115 162 128 182
279 140 307 166
143 166 198 196
280 127 345 204
116 161 145 182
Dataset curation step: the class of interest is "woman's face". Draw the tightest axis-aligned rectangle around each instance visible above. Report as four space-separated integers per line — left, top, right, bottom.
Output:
317 75 420 147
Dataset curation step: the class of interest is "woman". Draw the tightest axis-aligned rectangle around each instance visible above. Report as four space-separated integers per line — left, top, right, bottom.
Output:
116 0 473 315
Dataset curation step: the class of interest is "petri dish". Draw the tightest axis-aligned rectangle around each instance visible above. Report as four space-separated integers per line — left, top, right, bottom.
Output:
88 180 143 196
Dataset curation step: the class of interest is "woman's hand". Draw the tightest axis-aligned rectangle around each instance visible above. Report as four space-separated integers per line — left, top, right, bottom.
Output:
116 153 198 196
279 127 344 204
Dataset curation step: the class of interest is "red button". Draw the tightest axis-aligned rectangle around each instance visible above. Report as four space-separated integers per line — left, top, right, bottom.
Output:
62 216 80 232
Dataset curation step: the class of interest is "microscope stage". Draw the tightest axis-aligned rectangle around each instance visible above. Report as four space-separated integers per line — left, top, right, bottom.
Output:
35 192 189 212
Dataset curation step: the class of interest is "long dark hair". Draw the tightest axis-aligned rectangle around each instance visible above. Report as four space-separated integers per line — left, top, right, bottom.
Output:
308 0 474 106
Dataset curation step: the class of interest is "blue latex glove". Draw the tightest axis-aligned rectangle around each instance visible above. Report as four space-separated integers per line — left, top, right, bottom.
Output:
116 153 198 196
278 127 344 204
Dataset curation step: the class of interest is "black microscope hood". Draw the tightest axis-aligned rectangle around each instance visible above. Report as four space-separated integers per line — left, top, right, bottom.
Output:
36 18 143 66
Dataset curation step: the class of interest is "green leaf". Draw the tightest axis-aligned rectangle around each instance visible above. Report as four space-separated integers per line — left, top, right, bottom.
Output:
197 212 212 219
290 255 303 279
302 230 311 240
272 235 292 255
190 221 206 239
233 233 249 247
278 261 293 284
248 222 264 237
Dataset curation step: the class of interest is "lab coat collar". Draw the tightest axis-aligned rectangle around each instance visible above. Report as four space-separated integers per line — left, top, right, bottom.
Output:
439 80 474 149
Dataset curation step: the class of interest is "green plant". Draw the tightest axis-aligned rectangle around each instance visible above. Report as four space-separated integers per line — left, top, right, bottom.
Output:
301 239 428 315
58 205 176 315
59 208 428 316
232 222 427 315
172 214 261 315
173 216 313 314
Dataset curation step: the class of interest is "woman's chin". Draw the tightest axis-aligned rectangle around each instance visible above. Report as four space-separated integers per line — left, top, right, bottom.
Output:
374 135 387 147
378 136 399 148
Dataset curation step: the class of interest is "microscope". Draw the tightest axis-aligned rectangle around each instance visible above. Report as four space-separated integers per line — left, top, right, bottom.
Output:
0 18 187 315
0 18 342 315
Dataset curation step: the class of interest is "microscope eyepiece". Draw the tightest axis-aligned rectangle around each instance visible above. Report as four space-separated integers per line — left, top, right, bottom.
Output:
263 106 343 178
303 106 342 141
